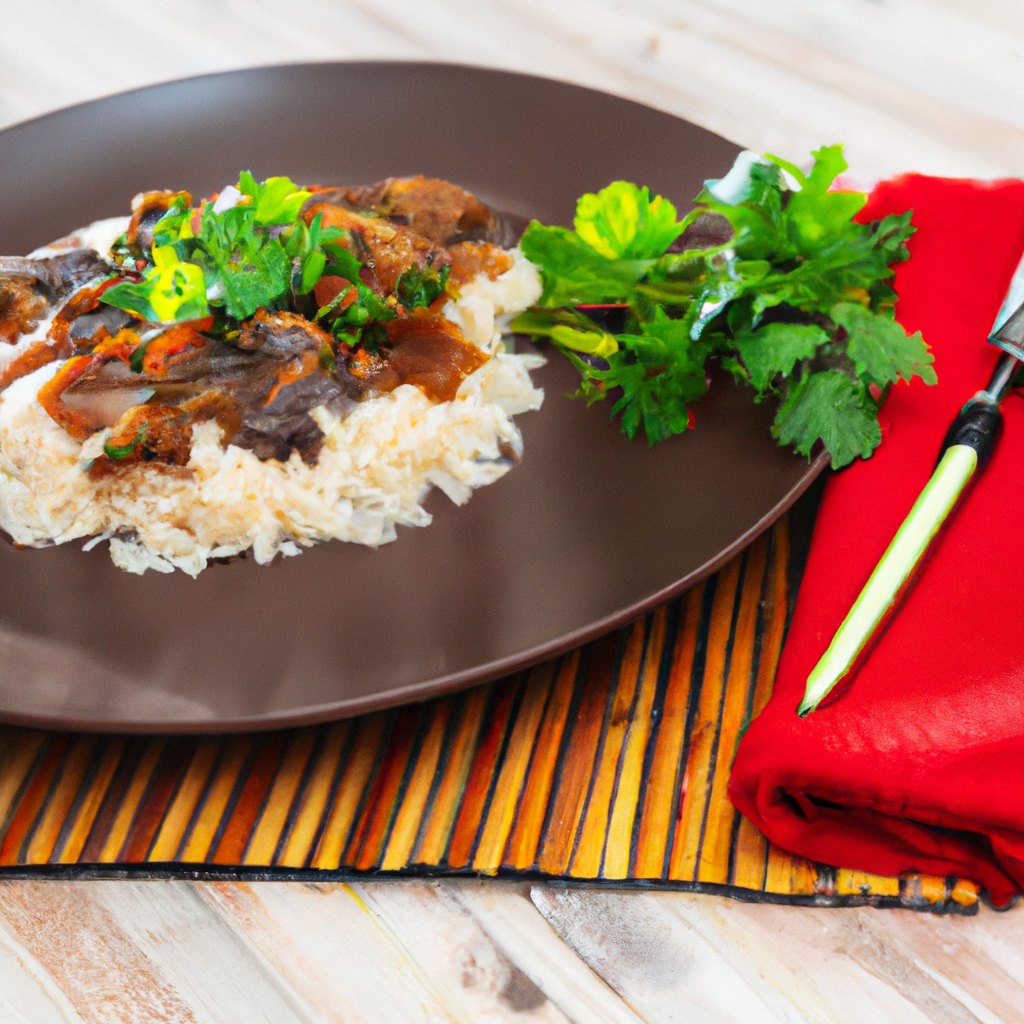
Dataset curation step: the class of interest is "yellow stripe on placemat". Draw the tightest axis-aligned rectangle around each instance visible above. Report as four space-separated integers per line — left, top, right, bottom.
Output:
0 518 980 911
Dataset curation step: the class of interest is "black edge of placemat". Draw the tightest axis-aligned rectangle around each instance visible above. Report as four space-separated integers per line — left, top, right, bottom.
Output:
0 862 980 914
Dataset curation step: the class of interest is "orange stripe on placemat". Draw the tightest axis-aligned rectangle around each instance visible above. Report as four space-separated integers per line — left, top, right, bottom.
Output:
0 518 977 911
569 619 647 878
413 686 489 867
667 557 743 881
0 736 70 864
148 739 221 862
535 634 618 876
446 681 520 870
243 728 318 867
281 721 352 868
603 605 667 879
633 587 701 879
381 699 454 871
699 535 769 885
54 738 125 864
504 652 578 871
211 733 289 865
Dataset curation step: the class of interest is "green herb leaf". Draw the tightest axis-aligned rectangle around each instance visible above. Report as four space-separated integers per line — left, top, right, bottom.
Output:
736 322 829 392
104 425 147 461
772 370 881 468
395 261 451 308
516 145 933 466
557 316 712 445
774 145 867 250
103 245 209 323
320 246 395 329
120 174 340 323
832 300 936 388
250 175 312 225
574 181 685 260
519 223 654 305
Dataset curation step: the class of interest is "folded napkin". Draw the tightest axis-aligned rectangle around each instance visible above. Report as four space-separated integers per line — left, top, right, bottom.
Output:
728 174 1024 908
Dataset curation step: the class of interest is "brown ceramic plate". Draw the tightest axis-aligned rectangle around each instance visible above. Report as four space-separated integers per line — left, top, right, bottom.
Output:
0 62 827 732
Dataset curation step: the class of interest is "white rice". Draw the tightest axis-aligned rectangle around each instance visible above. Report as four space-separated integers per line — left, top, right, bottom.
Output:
0 234 544 576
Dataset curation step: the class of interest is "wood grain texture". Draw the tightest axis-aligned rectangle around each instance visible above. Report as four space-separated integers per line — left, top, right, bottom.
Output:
0 880 1015 1024
1 0 1023 187
0 2 1022 1020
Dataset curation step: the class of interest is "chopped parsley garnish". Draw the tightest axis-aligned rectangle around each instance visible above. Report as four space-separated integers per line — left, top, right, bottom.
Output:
512 146 935 468
395 260 450 309
104 173 345 323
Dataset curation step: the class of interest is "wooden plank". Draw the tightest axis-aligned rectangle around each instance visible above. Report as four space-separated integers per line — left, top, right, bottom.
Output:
531 886 792 1023
659 890 1013 1024
357 882 571 1022
201 881 457 1023
451 881 647 1024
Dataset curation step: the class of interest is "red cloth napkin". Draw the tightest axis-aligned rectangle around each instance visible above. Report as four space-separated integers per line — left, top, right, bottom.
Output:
728 174 1024 907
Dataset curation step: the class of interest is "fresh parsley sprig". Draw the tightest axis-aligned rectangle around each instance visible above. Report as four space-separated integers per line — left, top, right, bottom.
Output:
512 146 936 468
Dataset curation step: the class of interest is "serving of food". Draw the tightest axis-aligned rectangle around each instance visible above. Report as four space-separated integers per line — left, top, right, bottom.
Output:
0 174 544 576
0 143 932 582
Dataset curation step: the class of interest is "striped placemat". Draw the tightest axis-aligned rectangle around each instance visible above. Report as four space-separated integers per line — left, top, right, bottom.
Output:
0 512 981 912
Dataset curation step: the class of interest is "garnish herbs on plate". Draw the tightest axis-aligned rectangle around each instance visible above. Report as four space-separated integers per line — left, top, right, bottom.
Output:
511 146 936 467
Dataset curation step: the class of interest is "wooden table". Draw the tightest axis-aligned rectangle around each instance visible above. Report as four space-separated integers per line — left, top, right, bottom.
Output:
1 2 1023 1020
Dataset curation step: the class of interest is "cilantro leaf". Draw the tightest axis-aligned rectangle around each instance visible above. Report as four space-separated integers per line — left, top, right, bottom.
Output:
318 245 395 334
773 370 881 468
832 301 936 388
516 145 933 467
574 181 685 260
